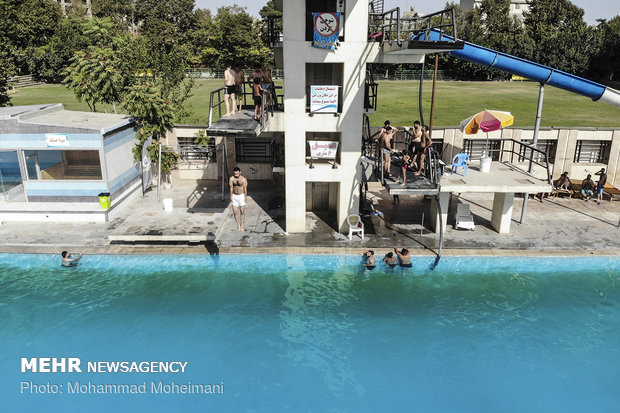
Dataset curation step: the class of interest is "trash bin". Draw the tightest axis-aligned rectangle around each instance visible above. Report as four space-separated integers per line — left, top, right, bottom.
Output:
98 192 111 209
479 156 492 173
163 198 173 213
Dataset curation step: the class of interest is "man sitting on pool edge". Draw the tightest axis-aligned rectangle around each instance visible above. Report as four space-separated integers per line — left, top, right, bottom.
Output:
61 251 82 267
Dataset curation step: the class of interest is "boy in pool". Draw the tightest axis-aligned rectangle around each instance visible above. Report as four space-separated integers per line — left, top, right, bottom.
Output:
362 250 375 270
383 252 398 268
61 251 82 267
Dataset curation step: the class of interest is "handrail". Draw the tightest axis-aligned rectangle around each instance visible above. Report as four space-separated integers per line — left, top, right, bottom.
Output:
500 139 552 183
208 87 226 126
369 7 458 48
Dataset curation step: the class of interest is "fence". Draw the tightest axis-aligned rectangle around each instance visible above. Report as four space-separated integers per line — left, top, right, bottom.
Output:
186 68 285 80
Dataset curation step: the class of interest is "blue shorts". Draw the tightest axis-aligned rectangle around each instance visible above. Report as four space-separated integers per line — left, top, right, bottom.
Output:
581 189 593 196
597 184 604 194
400 263 412 268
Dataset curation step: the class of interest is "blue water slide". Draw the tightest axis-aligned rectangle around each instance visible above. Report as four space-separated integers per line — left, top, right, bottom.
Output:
415 29 620 109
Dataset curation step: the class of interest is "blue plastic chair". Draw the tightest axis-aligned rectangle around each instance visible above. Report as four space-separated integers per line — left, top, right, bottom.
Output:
451 153 470 176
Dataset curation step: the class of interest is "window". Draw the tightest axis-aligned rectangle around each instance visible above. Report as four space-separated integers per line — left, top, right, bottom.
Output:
306 63 344 113
306 132 341 164
518 140 556 164
236 138 272 163
178 137 216 161
573 140 610 163
515 3 521 10
23 150 102 180
463 139 502 161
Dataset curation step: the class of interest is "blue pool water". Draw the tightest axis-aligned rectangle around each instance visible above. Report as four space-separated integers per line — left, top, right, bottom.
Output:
1 254 618 412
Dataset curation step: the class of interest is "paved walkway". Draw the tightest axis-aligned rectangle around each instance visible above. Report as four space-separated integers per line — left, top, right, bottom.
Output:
0 180 618 256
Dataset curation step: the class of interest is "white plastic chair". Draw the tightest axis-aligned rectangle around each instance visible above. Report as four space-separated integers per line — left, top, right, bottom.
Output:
347 214 364 240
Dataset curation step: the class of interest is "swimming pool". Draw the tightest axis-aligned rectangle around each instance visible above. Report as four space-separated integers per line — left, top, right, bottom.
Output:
1 254 618 412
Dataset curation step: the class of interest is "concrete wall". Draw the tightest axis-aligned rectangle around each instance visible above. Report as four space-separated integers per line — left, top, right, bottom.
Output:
104 126 140 197
430 126 620 186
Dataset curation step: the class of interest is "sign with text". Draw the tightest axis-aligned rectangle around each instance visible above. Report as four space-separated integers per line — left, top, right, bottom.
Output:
312 12 340 50
310 85 339 113
45 134 69 147
308 140 339 159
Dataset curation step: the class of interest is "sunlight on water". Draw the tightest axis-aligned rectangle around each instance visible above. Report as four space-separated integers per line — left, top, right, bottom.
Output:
0 254 618 412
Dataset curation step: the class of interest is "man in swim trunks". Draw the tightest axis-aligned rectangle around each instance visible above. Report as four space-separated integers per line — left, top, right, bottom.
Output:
229 167 248 231
595 168 607 205
224 65 237 116
61 251 82 267
248 65 264 121
378 120 398 178
394 247 412 268
408 120 423 171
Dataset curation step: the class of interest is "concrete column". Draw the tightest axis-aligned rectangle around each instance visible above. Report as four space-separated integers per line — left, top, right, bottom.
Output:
491 192 514 234
430 192 450 234
606 129 620 187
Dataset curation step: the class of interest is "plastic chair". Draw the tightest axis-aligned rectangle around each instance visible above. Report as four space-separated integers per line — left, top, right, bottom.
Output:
451 153 470 176
347 214 364 240
455 203 475 230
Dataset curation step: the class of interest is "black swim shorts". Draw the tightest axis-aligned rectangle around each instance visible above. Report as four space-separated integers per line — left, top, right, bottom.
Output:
253 95 262 106
226 85 236 95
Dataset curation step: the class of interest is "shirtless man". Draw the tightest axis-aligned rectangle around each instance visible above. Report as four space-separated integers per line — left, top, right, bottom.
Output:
229 167 248 231
408 120 423 171
61 251 82 267
248 65 264 121
415 125 433 176
378 120 398 178
224 65 237 116
233 66 244 112
595 168 607 205
394 247 412 268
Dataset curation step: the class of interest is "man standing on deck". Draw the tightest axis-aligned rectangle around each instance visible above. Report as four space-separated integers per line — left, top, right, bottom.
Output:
595 168 607 205
229 167 248 231
224 65 237 116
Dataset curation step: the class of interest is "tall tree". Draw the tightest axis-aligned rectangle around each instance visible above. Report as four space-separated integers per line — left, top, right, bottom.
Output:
523 0 596 76
212 5 273 68
589 16 620 81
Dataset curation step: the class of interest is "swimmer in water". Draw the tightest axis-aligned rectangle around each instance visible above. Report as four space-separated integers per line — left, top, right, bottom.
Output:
61 251 82 267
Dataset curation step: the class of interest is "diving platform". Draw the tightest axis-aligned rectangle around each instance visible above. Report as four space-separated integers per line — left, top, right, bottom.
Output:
207 108 262 137
432 161 553 235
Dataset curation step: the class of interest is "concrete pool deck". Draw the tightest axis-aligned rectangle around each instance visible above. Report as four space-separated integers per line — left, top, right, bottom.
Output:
0 180 618 256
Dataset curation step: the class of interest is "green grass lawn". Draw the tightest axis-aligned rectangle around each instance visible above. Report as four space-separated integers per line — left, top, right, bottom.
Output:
8 79 620 128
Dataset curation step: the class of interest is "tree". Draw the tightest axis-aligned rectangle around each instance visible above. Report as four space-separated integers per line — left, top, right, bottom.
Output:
63 19 127 112
0 0 62 75
523 0 596 76
212 5 273 68
589 16 620 81
30 17 89 82
134 0 197 38
0 51 14 106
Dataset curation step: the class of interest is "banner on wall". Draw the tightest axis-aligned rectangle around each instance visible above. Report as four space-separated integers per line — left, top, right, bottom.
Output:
45 134 69 147
308 140 339 159
141 136 153 194
312 12 340 50
310 85 339 113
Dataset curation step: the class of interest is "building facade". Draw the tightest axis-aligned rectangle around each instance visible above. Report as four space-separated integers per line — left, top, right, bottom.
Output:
460 0 530 20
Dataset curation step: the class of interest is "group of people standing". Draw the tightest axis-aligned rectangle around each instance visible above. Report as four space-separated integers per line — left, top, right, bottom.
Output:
223 64 277 121
378 120 433 185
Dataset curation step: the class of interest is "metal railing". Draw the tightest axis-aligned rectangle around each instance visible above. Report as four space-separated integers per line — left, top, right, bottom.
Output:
501 139 552 183
365 65 378 112
208 83 283 128
368 7 458 48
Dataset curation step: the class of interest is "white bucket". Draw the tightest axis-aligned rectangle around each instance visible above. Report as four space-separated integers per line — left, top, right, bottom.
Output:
479 156 492 173
163 198 173 213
